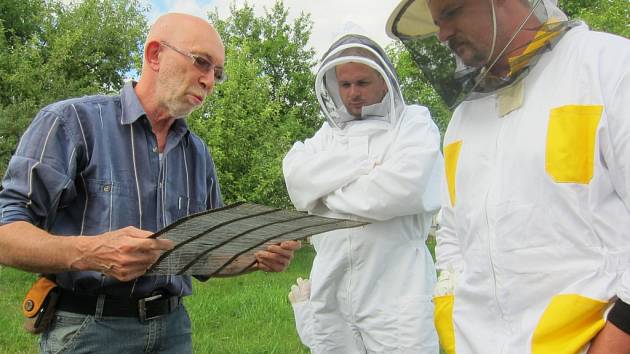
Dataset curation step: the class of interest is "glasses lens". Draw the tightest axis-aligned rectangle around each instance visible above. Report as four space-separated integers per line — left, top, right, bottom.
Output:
192 55 226 83
192 56 212 72
214 68 226 83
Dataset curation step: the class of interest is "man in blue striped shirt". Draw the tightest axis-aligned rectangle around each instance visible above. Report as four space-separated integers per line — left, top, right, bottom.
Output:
0 13 299 354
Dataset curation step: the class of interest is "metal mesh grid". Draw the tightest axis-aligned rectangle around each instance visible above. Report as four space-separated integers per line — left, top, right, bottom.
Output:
147 202 367 276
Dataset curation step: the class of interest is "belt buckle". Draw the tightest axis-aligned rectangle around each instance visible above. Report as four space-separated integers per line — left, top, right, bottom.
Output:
138 294 163 321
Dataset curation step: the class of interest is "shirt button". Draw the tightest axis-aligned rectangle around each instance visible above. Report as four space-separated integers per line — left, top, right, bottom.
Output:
103 184 112 192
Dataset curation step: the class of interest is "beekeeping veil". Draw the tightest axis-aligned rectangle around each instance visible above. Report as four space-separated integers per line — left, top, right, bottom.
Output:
386 0 575 108
315 34 405 130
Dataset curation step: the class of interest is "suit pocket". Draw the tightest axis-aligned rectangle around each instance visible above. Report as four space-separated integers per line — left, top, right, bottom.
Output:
545 105 602 184
531 294 607 354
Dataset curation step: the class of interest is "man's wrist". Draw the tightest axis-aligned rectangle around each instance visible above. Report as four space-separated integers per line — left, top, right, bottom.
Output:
608 298 630 335
66 235 91 272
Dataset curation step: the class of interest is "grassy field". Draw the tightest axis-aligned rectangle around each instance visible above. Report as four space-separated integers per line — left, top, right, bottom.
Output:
0 238 437 353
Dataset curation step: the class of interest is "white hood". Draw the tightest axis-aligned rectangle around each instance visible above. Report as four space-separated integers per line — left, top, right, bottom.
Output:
315 34 406 130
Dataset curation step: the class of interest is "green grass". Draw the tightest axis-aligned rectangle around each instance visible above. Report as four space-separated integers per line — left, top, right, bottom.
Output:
187 246 315 354
0 266 39 354
0 246 315 354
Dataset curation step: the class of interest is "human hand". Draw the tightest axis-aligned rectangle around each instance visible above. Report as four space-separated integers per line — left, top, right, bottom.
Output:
70 226 173 281
254 240 301 272
587 321 630 354
434 265 460 297
288 277 311 304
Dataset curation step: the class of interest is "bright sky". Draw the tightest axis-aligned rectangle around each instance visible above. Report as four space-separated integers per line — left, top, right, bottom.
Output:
146 0 402 61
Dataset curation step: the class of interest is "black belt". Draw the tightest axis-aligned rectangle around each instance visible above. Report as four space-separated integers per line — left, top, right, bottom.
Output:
57 288 182 321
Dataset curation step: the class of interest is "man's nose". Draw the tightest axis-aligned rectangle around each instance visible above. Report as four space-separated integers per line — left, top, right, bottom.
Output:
199 69 215 93
437 22 455 43
349 85 360 98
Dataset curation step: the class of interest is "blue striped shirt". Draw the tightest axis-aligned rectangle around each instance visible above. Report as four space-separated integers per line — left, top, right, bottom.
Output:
0 81 222 297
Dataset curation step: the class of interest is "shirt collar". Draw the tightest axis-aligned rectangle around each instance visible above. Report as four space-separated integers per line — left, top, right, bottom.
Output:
119 81 190 140
170 116 190 142
120 81 147 125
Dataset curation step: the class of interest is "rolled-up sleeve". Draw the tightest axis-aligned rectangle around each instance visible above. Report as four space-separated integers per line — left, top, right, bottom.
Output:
0 107 79 228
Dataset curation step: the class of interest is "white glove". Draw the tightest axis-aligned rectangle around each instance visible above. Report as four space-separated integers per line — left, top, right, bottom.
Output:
434 266 460 297
288 277 314 348
288 277 311 304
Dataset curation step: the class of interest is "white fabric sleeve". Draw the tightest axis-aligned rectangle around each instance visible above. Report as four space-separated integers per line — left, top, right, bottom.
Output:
435 103 465 275
604 51 630 305
435 178 464 274
322 106 442 222
291 301 315 348
283 123 375 212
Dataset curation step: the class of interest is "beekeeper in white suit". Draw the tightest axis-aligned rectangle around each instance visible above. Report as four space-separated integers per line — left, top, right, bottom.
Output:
283 34 443 353
387 0 630 353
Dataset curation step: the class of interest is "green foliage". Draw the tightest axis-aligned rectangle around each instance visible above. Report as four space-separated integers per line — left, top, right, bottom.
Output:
0 0 46 45
0 0 147 177
560 0 629 37
386 42 453 136
189 2 321 208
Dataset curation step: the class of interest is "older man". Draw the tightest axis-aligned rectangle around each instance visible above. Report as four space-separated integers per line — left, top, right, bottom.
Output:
387 0 630 353
0 13 299 354
283 34 443 353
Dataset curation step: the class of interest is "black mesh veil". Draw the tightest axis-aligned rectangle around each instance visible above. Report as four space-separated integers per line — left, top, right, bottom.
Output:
388 0 574 108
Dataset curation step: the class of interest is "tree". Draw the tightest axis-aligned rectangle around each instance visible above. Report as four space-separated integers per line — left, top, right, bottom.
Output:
560 0 629 37
0 0 46 46
188 1 320 208
0 0 147 176
387 41 453 136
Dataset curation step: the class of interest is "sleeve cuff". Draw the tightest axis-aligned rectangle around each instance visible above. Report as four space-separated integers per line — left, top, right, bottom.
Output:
0 207 36 225
608 298 630 335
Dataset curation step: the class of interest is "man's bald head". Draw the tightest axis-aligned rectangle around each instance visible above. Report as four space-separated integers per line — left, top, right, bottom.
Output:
145 13 224 56
139 13 225 80
135 13 226 122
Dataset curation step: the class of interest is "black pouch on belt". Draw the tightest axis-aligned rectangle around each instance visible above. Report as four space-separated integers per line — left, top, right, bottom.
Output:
22 276 60 334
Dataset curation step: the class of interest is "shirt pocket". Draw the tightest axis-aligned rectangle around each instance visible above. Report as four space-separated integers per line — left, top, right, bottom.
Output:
545 105 603 184
84 179 136 232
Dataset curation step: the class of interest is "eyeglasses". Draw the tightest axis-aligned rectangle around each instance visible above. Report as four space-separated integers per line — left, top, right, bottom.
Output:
160 41 227 83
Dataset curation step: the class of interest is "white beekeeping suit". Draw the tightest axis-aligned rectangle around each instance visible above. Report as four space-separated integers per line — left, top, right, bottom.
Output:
387 0 630 353
283 33 443 354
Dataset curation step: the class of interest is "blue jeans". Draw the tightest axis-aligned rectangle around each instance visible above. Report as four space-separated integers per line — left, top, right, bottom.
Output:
39 302 192 354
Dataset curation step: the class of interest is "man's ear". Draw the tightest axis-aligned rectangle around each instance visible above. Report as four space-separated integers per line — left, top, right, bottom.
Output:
144 41 162 71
